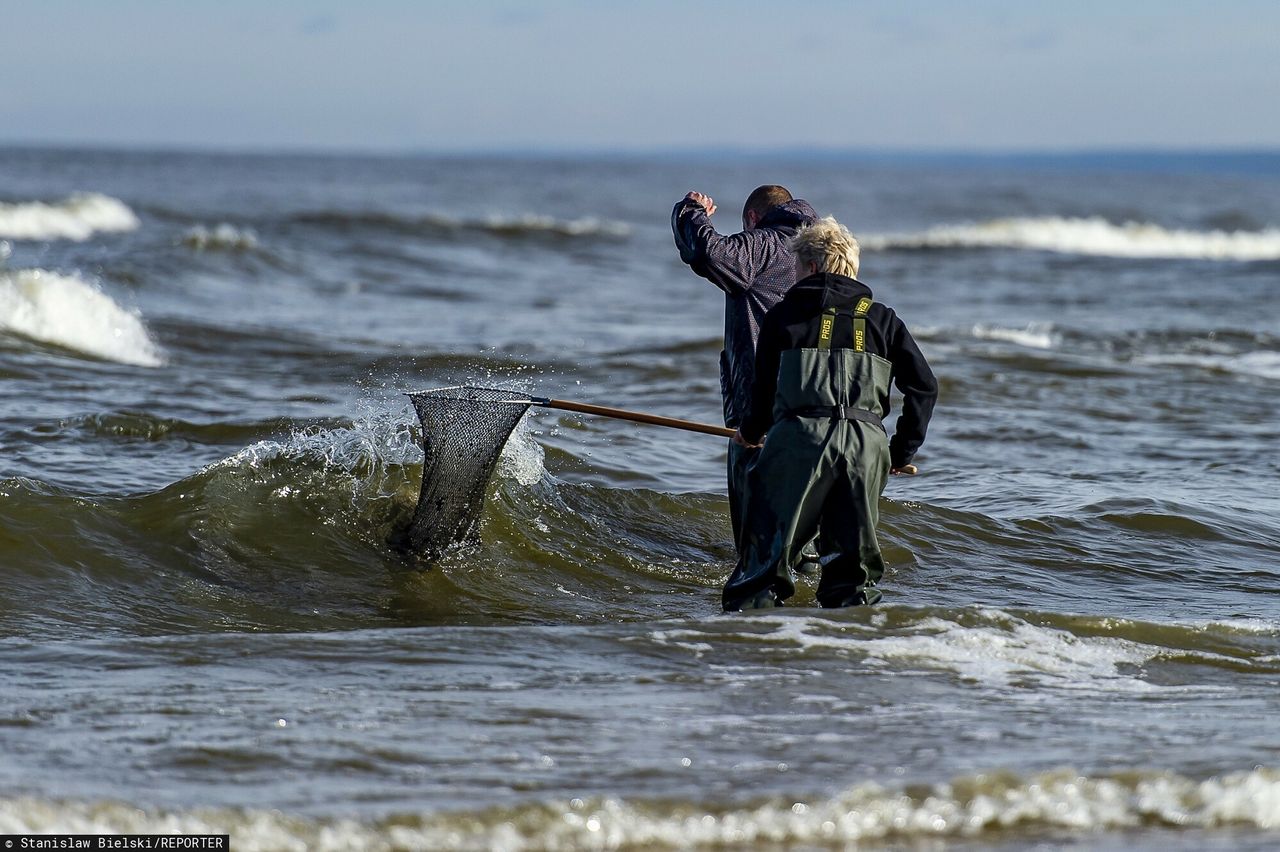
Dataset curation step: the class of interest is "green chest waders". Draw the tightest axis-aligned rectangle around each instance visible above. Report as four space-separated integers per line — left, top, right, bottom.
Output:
723 298 893 610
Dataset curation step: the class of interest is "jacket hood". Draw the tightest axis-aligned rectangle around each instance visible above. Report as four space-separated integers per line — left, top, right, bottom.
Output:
792 272 873 310
758 199 818 232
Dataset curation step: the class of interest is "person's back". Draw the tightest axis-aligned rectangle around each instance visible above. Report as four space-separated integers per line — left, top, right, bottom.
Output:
671 185 818 546
672 186 818 428
725 217 937 610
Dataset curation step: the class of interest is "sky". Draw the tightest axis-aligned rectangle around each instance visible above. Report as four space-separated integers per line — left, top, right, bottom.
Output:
2 0 1278 153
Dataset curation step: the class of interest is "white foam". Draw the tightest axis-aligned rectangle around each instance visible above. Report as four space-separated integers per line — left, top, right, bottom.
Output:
183 223 259 251
3 767 1277 846
0 269 163 366
857 616 1157 692
971 323 1058 349
745 610 1161 694
1225 351 1280 380
1178 617 1280 635
479 213 631 238
863 216 1280 261
0 193 140 241
1137 350 1280 381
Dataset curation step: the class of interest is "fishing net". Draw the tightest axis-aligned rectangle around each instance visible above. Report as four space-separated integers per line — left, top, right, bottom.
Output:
403 386 533 558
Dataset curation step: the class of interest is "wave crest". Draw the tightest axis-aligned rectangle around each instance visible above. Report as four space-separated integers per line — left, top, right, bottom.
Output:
4 767 1277 846
864 216 1280 261
1138 350 1280 381
291 209 631 240
0 269 163 366
0 193 140 242
182 223 259 251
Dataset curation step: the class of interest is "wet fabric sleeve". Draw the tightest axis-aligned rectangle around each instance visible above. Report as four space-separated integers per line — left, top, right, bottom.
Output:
887 316 938 468
671 199 756 295
741 316 783 444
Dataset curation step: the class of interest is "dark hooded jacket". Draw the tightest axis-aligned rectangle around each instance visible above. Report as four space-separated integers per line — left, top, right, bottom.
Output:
742 272 938 469
671 198 819 427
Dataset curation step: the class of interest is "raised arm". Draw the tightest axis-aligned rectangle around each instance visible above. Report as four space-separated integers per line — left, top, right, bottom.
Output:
671 192 756 295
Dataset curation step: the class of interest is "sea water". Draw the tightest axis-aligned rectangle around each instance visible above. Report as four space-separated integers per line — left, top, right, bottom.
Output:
1 147 1278 849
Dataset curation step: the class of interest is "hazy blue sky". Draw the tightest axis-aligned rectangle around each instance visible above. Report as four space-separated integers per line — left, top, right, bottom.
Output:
3 0 1277 152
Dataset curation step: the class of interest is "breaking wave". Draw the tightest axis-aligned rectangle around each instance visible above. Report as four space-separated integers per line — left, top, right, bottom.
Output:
970 323 1058 349
657 606 1280 695
4 766 1277 848
1137 350 1280 381
0 192 140 242
753 610 1161 693
0 269 163 366
182 223 259 251
863 216 1280 261
290 209 631 240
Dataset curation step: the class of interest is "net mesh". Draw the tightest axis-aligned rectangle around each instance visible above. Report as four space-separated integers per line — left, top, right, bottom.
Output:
404 386 533 558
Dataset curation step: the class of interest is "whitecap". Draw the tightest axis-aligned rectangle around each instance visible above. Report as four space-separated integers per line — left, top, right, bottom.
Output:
738 610 1164 694
182 223 259 251
479 213 631 238
863 216 1280 261
1137 350 1280 381
0 193 140 242
854 614 1158 692
4 766 1278 845
0 269 163 366
971 323 1058 349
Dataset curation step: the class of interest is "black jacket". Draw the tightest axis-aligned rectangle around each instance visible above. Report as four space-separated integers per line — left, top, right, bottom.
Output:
742 272 938 468
671 198 819 427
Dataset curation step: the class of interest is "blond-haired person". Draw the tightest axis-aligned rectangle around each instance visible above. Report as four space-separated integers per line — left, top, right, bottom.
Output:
724 217 937 610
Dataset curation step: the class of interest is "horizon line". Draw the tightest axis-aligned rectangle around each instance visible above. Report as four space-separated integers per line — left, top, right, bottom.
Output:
3 139 1280 161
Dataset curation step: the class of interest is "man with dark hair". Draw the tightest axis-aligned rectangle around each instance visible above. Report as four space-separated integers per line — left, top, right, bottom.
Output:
671 185 819 548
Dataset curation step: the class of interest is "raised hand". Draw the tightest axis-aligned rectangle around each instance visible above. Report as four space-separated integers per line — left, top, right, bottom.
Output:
685 191 716 215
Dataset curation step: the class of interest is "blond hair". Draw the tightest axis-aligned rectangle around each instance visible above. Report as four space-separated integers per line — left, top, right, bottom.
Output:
790 216 860 278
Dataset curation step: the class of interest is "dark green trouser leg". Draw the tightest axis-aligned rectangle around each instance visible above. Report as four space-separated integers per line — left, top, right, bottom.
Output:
723 420 829 609
815 452 889 607
726 440 758 554
723 420 889 611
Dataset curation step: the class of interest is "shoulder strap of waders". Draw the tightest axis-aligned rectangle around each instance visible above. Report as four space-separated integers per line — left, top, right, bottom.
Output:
816 297 873 352
817 306 838 351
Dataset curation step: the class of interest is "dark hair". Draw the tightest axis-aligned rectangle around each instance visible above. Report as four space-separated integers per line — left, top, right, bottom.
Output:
742 185 793 221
